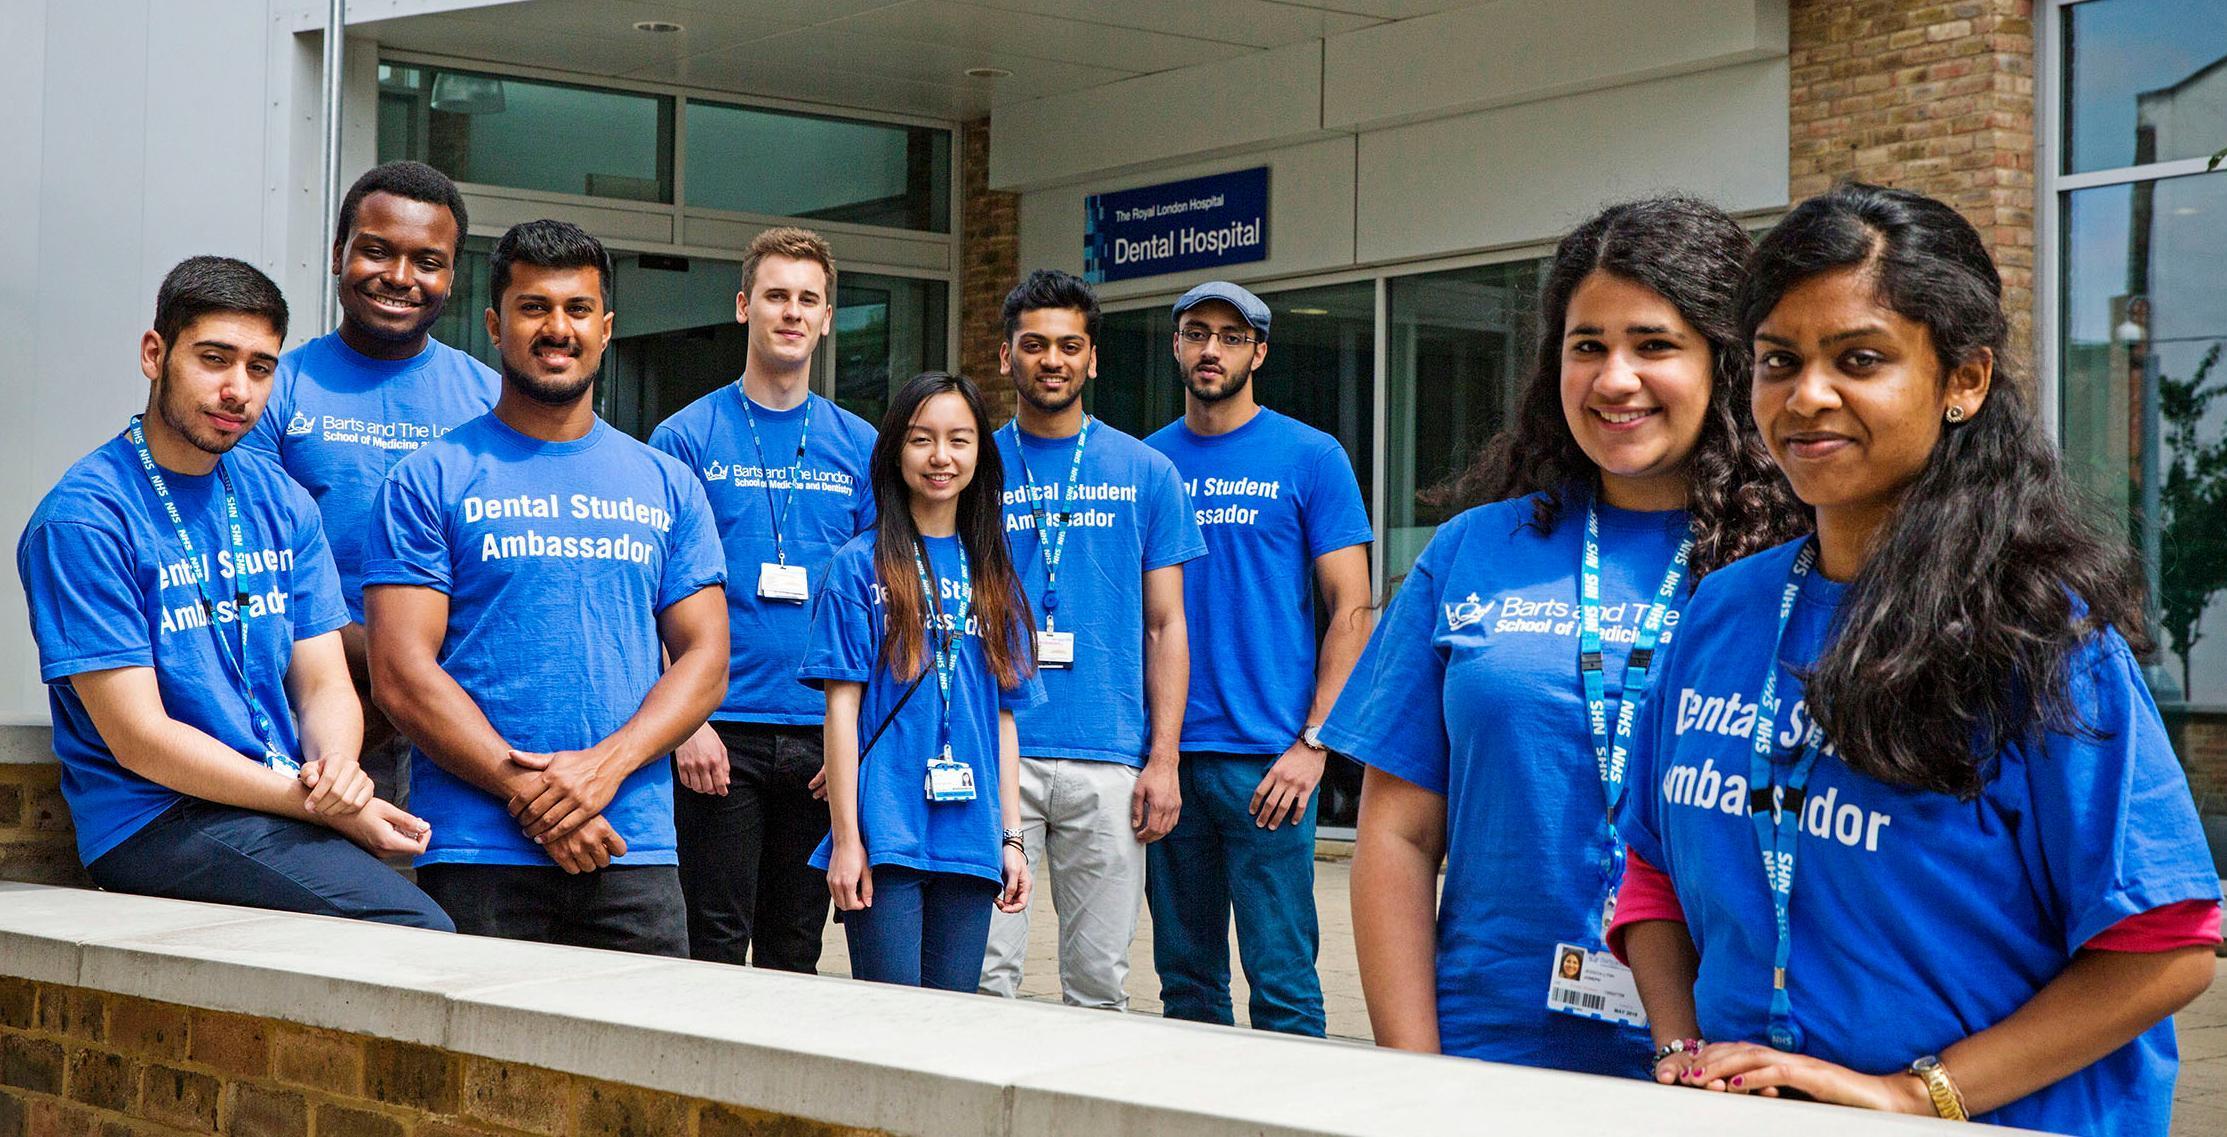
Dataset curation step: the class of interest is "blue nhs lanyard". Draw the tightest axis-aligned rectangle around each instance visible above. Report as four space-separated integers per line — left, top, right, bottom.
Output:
738 389 811 565
126 416 295 773
909 536 971 759
1578 502 1690 930
1747 538 1823 1052
1002 418 1090 633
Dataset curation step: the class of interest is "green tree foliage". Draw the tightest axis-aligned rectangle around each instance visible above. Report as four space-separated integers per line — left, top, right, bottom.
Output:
2157 342 2227 695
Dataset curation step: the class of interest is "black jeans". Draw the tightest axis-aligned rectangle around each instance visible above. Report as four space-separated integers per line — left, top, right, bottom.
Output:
415 863 688 957
88 799 451 931
674 721 832 971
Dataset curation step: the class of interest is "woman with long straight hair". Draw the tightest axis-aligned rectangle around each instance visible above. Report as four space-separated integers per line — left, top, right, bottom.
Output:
1615 182 2219 1134
804 371 1040 990
1322 196 1806 1075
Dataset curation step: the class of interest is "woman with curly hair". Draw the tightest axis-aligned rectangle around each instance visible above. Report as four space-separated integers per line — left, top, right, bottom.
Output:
1322 196 1806 1074
1615 182 2219 1133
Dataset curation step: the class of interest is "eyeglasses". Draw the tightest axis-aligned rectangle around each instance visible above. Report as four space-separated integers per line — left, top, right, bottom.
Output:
1177 328 1262 349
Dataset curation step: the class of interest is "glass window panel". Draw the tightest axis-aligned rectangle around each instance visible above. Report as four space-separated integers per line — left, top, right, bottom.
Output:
377 63 673 203
2061 169 2227 871
426 235 497 373
832 273 951 426
686 101 952 233
2062 0 2227 174
1384 259 1546 581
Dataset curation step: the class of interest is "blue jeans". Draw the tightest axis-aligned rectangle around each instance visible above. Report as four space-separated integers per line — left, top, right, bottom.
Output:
841 866 998 991
1146 752 1323 1036
87 799 452 931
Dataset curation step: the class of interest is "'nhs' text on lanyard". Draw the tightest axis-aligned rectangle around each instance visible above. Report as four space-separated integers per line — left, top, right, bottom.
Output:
1748 538 1824 1052
1005 419 1090 668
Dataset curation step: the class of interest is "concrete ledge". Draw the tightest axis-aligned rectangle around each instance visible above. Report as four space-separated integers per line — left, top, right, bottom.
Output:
0 882 2016 1136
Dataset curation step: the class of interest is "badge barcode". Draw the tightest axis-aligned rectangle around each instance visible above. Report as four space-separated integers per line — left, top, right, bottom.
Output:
1554 989 1607 1011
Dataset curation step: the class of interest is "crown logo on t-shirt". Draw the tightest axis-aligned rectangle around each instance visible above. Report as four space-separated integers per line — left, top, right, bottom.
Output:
285 410 315 437
703 460 730 483
1444 592 1491 632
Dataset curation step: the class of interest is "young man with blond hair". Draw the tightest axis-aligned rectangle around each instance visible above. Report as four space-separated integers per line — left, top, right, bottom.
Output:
650 226 877 970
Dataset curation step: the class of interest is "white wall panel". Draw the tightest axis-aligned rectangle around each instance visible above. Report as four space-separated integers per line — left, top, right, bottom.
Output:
989 41 1327 193
1016 137 1357 303
1325 0 1786 131
1355 58 1789 265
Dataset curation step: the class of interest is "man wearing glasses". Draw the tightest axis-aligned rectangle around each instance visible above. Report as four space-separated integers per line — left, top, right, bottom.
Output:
1144 281 1375 1036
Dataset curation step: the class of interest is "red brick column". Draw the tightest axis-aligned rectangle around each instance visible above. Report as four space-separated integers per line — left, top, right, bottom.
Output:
1787 0 2038 352
959 119 1020 422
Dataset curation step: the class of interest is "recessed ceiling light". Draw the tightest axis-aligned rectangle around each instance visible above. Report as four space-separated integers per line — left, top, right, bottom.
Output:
965 66 1014 79
634 20 684 33
2172 206 2202 216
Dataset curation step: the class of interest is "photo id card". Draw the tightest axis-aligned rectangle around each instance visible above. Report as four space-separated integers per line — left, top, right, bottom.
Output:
1545 942 1647 1027
925 755 977 803
1036 630 1076 668
758 562 810 603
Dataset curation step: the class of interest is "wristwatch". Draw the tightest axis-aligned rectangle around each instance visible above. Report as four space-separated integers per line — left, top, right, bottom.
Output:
1907 1055 1968 1121
1300 725 1327 752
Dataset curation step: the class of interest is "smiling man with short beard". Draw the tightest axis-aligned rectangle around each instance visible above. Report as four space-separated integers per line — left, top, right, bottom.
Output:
362 221 731 955
242 161 501 806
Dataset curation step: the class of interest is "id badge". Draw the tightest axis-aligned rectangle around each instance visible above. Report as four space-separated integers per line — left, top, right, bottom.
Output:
1545 942 1648 1027
1036 630 1076 669
925 755 977 803
757 562 809 602
264 745 301 775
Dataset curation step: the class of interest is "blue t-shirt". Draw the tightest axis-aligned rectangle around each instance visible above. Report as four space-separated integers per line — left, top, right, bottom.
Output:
1617 539 2221 1136
649 387 876 724
240 333 501 622
1322 494 1686 1075
998 419 1205 765
362 413 726 868
17 434 350 863
803 534 1045 884
1145 408 1373 753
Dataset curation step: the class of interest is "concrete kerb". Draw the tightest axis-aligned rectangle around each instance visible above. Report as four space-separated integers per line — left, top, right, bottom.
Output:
0 882 2046 1136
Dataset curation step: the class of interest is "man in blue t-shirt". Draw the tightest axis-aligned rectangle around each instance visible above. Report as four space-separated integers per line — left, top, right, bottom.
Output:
241 161 501 805
364 221 729 956
979 270 1206 1010
650 227 876 971
16 256 449 930
1143 281 1376 1037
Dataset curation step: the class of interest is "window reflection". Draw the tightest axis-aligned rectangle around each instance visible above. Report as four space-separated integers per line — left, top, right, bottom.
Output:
378 64 673 203
832 274 950 427
2062 0 2227 174
686 102 951 233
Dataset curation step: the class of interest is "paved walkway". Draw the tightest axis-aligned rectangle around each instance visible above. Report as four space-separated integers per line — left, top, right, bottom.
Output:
820 859 2227 1134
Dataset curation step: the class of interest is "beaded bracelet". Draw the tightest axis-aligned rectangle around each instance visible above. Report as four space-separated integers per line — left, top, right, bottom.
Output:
1651 1038 1705 1066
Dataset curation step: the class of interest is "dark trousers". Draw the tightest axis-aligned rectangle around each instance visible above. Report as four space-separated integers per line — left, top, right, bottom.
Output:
1146 751 1324 1037
87 799 452 932
675 721 832 971
415 863 688 957
841 866 998 991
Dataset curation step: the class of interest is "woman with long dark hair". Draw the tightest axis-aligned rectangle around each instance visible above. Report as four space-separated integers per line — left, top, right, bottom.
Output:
804 371 1039 990
1321 197 1806 1075
1615 182 2219 1133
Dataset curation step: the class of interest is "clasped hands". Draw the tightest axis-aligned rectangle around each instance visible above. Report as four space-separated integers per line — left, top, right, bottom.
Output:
1655 1042 1935 1116
505 745 629 873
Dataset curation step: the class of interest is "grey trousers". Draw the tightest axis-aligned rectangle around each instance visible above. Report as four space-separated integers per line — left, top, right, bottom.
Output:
978 756 1145 1009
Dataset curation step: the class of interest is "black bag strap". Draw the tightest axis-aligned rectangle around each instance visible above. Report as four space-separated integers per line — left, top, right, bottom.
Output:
858 666 928 763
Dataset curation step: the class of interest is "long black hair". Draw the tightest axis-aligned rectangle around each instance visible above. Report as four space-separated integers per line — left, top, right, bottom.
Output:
868 371 1034 688
1428 196 1805 577
1741 182 2150 799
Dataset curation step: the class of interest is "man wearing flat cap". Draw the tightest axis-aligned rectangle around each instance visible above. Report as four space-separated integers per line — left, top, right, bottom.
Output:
1143 281 1375 1037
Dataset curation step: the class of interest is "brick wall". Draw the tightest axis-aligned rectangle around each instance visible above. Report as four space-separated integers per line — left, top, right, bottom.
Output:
1787 0 2038 354
2179 715 2227 815
0 978 889 1137
959 118 1019 424
0 762 86 888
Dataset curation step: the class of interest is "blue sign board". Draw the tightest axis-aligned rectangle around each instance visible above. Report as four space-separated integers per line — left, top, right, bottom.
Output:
1084 167 1269 284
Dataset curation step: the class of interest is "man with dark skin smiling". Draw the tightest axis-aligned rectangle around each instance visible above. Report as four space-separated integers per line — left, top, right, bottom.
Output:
244 160 500 805
364 221 728 954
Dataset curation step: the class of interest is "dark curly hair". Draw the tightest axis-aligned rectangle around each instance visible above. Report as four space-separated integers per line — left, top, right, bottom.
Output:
1427 196 1805 577
1741 182 2151 799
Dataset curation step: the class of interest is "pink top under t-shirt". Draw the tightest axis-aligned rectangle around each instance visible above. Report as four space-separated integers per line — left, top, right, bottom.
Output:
1606 851 2221 964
